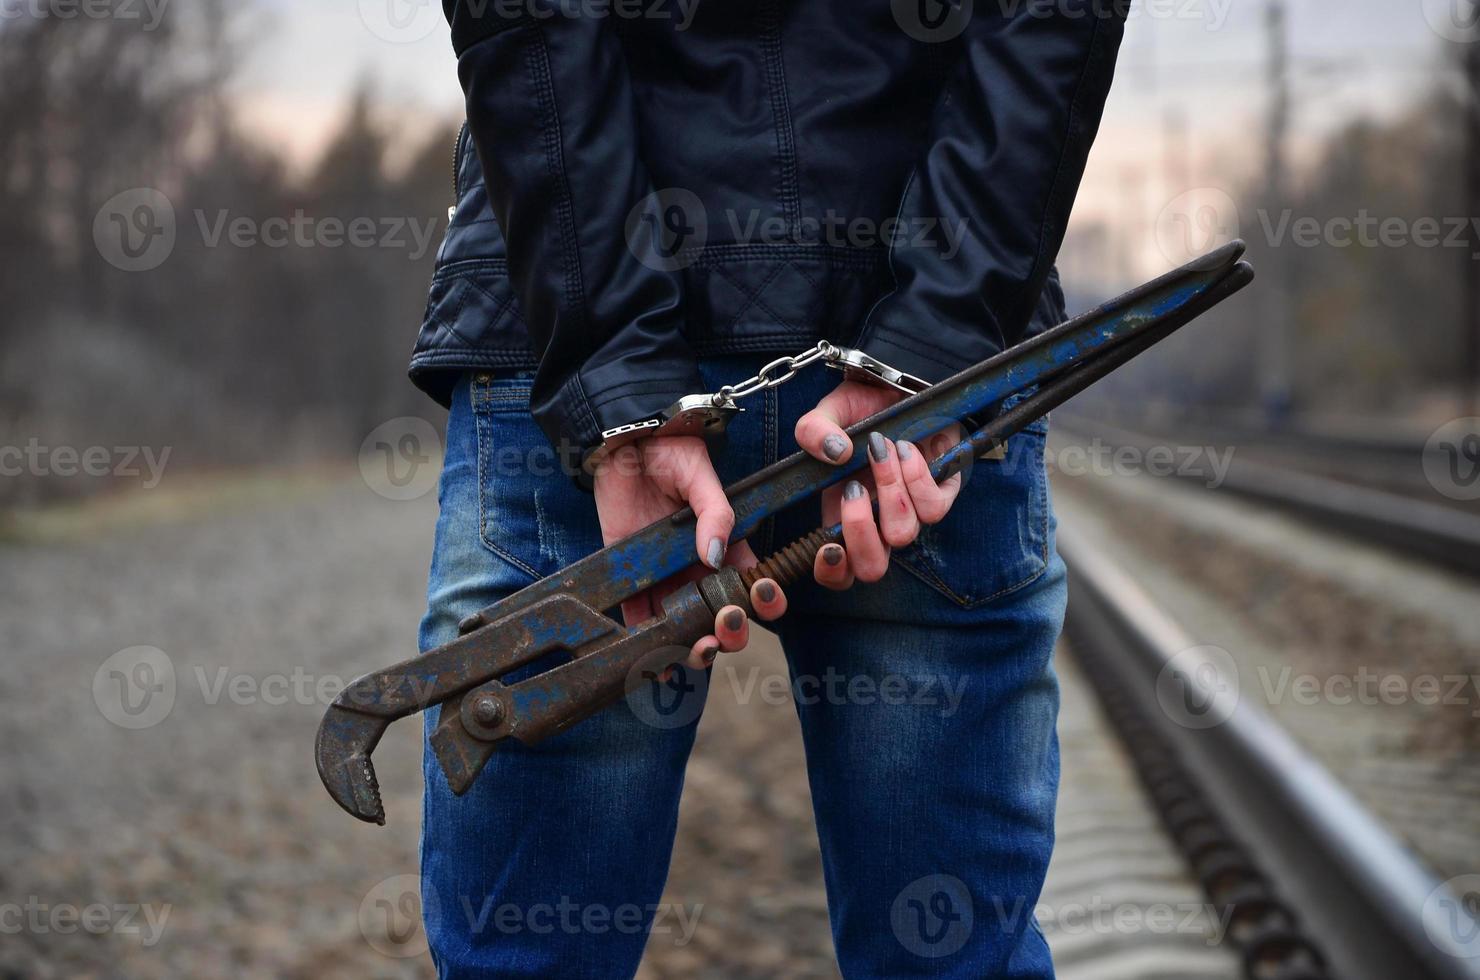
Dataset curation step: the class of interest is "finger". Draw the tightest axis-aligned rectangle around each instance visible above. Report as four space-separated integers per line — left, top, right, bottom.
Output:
813 542 854 591
795 382 899 465
839 480 890 582
749 578 788 621
685 636 721 672
821 483 842 526
667 446 735 570
867 432 920 548
925 426 967 462
794 386 854 465
725 539 758 571
896 439 963 525
592 443 644 491
821 471 873 527
714 605 749 652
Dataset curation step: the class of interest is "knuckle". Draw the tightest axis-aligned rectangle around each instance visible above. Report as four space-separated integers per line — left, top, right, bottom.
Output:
883 521 918 549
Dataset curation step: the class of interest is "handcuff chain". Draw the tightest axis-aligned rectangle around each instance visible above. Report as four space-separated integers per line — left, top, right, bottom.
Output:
592 340 922 469
712 341 841 407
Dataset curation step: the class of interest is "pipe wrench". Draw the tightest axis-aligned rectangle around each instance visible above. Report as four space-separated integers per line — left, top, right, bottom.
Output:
317 242 1254 824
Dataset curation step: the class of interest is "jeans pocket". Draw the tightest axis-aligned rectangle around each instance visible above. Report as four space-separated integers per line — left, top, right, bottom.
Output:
892 419 1051 610
471 373 600 581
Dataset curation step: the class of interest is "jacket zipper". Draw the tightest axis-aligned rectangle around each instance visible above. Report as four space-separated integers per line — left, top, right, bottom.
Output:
449 123 468 222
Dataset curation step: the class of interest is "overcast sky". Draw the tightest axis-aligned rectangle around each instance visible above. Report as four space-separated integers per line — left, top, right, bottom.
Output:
239 1 1451 160
234 0 1459 276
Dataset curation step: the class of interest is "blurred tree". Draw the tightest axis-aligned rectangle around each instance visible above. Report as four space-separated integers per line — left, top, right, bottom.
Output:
0 3 460 505
1078 50 1470 427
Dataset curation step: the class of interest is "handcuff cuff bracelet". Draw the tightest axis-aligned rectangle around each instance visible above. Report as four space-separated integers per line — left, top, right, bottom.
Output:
584 343 932 472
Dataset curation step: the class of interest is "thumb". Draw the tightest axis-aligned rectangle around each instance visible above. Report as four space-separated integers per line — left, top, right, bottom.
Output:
684 458 735 570
650 438 735 570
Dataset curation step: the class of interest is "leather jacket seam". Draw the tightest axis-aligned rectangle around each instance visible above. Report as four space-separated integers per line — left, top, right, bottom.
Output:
526 20 591 344
716 262 801 334
691 242 886 269
1024 11 1110 331
432 258 511 281
869 323 973 364
584 377 696 408
853 165 920 352
559 372 600 446
758 0 801 233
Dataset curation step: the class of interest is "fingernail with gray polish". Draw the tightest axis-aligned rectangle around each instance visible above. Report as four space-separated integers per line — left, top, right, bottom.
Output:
822 545 845 567
702 644 719 667
897 441 914 461
844 480 865 501
707 537 725 570
724 609 744 632
823 434 848 462
868 432 888 462
756 581 777 603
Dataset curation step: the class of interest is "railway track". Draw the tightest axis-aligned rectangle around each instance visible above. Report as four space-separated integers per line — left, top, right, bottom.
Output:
4 470 1476 976
1053 416 1480 577
1057 525 1480 980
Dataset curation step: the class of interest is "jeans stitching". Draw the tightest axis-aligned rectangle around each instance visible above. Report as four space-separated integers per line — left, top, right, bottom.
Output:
893 436 1051 608
473 381 544 581
762 384 779 556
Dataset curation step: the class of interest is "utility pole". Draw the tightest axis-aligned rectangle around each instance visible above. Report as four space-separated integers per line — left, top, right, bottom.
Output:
1466 23 1480 418
1260 0 1294 425
1163 107 1189 201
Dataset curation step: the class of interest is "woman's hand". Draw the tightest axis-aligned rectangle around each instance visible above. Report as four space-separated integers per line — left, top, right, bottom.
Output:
591 436 786 670
793 380 965 589
591 380 968 669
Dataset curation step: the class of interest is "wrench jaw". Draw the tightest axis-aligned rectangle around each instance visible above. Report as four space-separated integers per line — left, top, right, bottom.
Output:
314 703 390 825
430 689 502 797
427 571 753 795
315 593 628 819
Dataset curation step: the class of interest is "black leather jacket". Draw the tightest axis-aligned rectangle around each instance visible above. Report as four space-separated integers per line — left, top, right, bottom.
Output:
414 0 1128 459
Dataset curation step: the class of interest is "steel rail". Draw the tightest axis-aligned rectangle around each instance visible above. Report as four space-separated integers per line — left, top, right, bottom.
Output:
1056 416 1480 578
1059 525 1480 980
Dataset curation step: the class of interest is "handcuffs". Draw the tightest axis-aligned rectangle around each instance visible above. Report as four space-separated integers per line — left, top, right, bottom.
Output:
585 343 931 472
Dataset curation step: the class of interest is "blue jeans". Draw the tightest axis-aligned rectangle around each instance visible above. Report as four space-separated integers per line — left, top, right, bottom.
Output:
419 357 1068 978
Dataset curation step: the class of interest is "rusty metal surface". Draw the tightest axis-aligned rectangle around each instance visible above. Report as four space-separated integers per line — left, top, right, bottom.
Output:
315 243 1254 825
